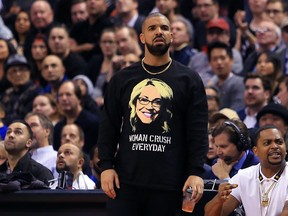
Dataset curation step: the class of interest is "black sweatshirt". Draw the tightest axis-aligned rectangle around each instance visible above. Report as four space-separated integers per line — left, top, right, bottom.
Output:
98 60 208 191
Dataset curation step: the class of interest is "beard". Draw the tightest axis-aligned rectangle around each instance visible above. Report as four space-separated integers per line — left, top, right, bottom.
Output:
146 41 171 56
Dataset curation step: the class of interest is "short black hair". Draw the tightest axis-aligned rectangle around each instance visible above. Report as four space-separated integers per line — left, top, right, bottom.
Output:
10 120 33 139
207 41 233 61
254 125 281 146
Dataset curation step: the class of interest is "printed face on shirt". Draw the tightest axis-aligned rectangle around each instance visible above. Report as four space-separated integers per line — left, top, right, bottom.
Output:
214 132 243 164
140 15 173 56
253 128 286 167
56 143 83 173
129 78 173 133
136 85 162 124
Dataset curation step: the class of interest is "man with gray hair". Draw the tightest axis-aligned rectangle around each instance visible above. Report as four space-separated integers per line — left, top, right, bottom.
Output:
25 112 58 178
171 15 198 66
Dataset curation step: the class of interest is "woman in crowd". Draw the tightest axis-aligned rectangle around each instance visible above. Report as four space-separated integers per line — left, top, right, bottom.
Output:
255 51 282 96
86 28 117 108
0 38 17 94
12 10 31 55
32 93 63 125
30 34 50 87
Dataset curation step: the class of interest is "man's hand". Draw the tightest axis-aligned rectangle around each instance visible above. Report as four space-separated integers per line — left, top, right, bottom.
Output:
217 182 238 202
101 169 120 199
182 175 204 203
212 158 238 179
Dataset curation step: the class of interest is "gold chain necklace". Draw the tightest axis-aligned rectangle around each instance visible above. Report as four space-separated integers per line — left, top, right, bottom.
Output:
141 57 172 75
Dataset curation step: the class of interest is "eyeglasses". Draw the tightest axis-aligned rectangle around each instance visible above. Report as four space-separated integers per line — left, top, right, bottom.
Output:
207 95 217 100
138 97 161 108
7 66 29 75
265 9 283 14
196 3 214 9
255 27 272 34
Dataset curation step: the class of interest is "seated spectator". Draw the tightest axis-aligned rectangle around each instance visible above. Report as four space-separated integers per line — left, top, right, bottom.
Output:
89 145 101 188
1 54 40 125
237 74 272 129
257 103 288 151
25 112 58 178
189 18 243 86
48 24 86 79
207 119 259 180
32 93 64 126
206 130 217 166
41 55 67 98
0 141 7 165
12 10 31 55
205 125 287 216
73 74 100 116
70 0 89 25
50 143 95 189
171 15 198 66
0 38 17 94
29 34 50 87
275 75 288 109
255 51 282 96
0 103 8 140
60 123 92 177
86 28 117 107
205 86 220 121
53 81 99 154
0 120 53 185
207 41 245 110
119 53 140 70
209 108 240 129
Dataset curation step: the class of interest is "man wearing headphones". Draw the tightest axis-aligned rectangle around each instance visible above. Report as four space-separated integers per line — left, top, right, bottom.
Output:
208 119 259 180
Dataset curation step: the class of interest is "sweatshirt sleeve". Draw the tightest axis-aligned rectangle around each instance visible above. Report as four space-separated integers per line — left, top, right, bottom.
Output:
97 75 123 171
185 71 208 177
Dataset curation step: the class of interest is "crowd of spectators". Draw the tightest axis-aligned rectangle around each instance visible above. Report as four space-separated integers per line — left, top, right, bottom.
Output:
0 0 288 214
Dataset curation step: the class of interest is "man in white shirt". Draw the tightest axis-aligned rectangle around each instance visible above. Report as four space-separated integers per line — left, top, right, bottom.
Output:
25 112 57 178
205 125 288 216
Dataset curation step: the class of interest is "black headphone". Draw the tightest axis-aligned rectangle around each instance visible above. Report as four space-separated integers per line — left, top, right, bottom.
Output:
223 121 250 151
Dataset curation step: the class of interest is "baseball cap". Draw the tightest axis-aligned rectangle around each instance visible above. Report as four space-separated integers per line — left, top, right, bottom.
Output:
257 103 288 124
206 18 230 32
210 108 240 124
4 54 30 73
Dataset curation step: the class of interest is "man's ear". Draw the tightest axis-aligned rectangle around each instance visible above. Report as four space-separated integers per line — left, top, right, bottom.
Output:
78 158 84 169
140 33 145 45
252 146 258 157
26 138 33 148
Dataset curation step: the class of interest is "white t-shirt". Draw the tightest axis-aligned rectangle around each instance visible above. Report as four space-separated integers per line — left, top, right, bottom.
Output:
229 163 288 216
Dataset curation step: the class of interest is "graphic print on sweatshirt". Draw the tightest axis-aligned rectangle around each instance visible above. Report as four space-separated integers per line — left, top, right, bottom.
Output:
128 78 173 153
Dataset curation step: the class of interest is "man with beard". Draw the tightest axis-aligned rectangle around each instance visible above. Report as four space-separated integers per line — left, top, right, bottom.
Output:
98 12 208 216
50 143 95 189
25 112 57 178
0 120 53 185
205 125 288 216
237 74 272 128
